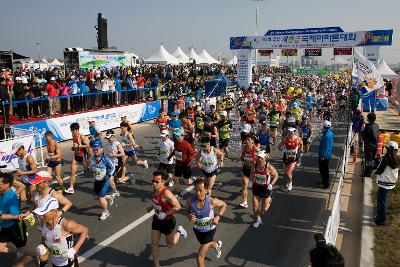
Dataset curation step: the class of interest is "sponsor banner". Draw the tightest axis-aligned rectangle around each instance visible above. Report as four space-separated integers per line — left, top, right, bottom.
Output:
334 48 352 56
364 30 393 46
352 51 384 92
281 49 298 56
0 135 36 171
305 49 322 56
291 68 330 75
12 101 161 144
258 49 273 56
230 37 252 50
363 46 380 66
79 51 126 69
265 27 344 36
231 31 366 49
237 49 252 89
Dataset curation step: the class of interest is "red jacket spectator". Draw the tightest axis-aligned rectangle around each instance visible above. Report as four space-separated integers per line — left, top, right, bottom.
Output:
46 82 59 97
173 139 195 167
137 75 145 88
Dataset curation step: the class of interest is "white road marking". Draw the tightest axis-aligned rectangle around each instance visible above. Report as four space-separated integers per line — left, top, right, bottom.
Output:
50 171 84 185
77 184 194 263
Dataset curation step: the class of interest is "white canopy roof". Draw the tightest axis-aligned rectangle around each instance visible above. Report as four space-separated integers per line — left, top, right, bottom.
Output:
49 59 63 66
172 46 189 64
227 55 237 65
378 59 398 79
145 44 180 65
188 48 207 64
28 58 35 64
40 58 48 64
199 49 220 64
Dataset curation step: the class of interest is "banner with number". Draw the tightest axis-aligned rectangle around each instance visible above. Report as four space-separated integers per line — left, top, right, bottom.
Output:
258 50 273 56
305 49 322 56
334 48 352 56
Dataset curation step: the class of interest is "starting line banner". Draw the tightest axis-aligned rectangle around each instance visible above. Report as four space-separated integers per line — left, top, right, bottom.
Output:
0 134 36 171
12 101 161 144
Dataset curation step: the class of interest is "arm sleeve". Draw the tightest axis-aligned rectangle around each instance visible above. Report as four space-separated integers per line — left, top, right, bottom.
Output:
104 156 116 177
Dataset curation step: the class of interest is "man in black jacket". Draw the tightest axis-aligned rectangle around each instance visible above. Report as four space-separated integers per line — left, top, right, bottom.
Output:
362 112 379 177
0 78 10 124
13 77 28 120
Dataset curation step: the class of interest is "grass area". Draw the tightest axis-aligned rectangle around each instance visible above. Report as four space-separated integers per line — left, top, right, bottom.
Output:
372 174 400 267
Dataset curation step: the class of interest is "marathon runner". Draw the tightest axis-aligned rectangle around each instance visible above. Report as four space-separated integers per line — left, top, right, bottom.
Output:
89 140 116 220
168 128 195 199
168 111 182 131
203 117 218 148
146 171 187 267
196 137 225 196
13 142 38 200
182 113 195 146
279 127 303 191
258 121 271 154
268 104 281 148
66 122 90 194
88 119 102 140
105 130 128 188
33 197 89 267
217 111 233 157
251 150 278 228
44 131 64 190
155 109 169 132
299 115 313 154
157 130 175 187
186 178 226 267
240 136 259 208
194 106 206 139
225 95 234 120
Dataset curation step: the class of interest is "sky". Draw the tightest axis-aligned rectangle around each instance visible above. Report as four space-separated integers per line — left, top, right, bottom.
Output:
1 0 399 64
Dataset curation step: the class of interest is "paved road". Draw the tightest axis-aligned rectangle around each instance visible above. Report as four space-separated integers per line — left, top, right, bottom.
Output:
2 114 349 267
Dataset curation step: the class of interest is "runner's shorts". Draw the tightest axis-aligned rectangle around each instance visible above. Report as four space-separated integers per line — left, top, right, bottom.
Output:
93 179 110 197
283 153 298 165
47 160 63 168
175 165 192 179
152 217 176 235
242 167 251 177
158 163 174 174
252 184 271 198
202 169 218 178
124 150 136 157
0 220 27 248
219 139 229 149
193 227 216 245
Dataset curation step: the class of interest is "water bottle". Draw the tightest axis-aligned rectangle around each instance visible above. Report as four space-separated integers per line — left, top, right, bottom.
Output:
24 212 36 227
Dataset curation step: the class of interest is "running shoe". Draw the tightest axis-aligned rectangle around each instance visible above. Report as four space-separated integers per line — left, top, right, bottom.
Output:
215 240 223 258
105 195 114 206
177 225 187 239
65 187 74 194
252 219 262 228
239 202 248 208
112 191 121 197
143 160 149 169
99 210 110 221
168 179 174 187
287 182 293 191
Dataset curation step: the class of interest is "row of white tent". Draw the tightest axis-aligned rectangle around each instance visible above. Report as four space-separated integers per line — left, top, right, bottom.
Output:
145 44 228 65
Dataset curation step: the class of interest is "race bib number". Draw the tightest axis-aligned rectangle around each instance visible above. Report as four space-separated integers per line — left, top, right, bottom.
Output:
255 173 267 184
92 167 107 181
153 204 162 214
194 217 212 230
160 147 169 157
49 245 61 256
286 149 297 159
175 151 183 161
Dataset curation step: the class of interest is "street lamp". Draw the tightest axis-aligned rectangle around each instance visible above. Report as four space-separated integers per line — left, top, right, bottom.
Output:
251 0 265 69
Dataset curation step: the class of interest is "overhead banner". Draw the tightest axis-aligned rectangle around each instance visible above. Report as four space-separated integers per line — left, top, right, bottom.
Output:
365 30 393 46
259 49 273 56
305 49 322 56
13 101 161 144
265 27 344 36
352 51 384 92
237 49 252 89
229 37 252 50
334 48 352 56
281 49 298 56
79 52 126 69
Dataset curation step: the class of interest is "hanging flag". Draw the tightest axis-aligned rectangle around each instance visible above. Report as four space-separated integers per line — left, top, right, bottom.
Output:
353 50 384 92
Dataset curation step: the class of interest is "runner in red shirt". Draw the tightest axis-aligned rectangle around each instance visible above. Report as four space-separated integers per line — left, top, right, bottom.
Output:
240 135 259 208
155 109 169 132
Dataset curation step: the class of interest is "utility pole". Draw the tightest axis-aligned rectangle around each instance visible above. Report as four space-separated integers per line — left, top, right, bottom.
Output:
36 42 40 69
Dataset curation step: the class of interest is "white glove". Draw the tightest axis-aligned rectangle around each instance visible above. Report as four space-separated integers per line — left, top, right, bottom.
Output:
268 184 273 191
157 212 167 220
62 247 76 260
36 244 48 256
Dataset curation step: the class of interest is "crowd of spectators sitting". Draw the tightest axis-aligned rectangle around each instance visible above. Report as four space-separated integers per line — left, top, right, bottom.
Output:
0 64 237 124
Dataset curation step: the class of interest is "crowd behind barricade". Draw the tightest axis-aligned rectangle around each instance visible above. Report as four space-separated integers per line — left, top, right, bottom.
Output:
1 66 357 267
0 64 237 125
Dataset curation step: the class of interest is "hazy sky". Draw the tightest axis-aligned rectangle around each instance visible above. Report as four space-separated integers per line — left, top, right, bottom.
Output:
1 0 399 63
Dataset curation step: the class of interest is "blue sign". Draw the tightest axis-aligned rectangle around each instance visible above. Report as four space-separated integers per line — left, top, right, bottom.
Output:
265 27 344 36
230 37 252 50
364 30 393 46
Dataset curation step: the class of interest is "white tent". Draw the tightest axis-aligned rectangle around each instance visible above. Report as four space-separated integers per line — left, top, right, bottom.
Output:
41 58 48 64
28 58 34 64
188 48 207 64
49 59 63 66
227 55 237 65
199 49 220 64
172 46 189 64
378 59 399 79
145 44 180 65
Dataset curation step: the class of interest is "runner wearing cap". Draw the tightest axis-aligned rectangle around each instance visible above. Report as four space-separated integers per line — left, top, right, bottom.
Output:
185 101 196 123
196 137 225 196
258 121 271 154
88 119 102 141
0 173 28 256
146 171 187 267
157 130 175 187
66 123 90 194
105 130 127 191
186 178 226 266
33 197 89 267
217 111 233 157
181 113 195 146
279 127 303 191
29 171 72 228
155 109 169 132
44 131 64 191
168 128 195 199
168 111 182 131
241 123 259 148
89 140 116 220
13 142 38 201
120 122 149 171
240 136 259 208
245 102 256 129
251 150 278 228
